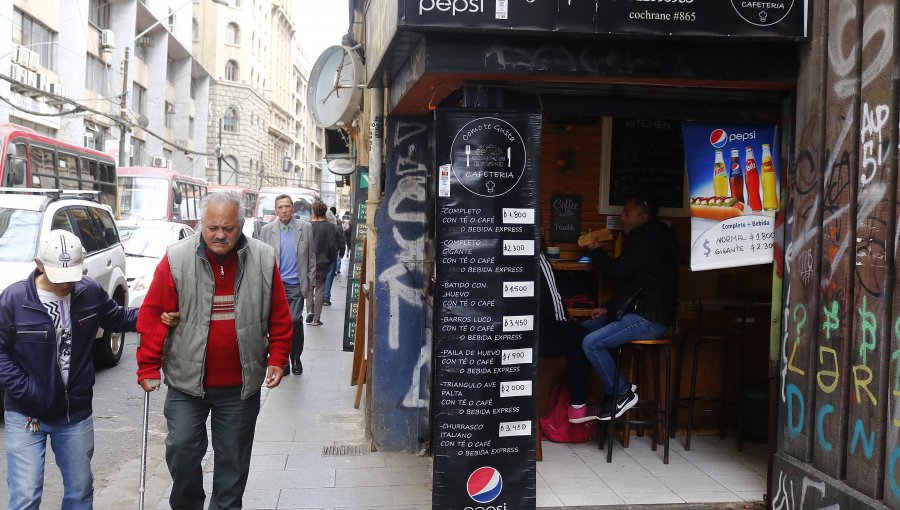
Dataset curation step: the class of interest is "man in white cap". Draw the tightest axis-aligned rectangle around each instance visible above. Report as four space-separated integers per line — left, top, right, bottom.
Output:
0 229 140 509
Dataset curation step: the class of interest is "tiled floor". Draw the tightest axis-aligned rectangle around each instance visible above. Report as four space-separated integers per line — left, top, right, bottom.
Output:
536 433 769 507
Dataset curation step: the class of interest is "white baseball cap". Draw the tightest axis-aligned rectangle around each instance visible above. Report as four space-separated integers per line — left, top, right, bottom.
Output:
38 230 85 283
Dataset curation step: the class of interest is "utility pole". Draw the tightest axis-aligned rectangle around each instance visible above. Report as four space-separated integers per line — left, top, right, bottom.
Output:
217 118 223 184
118 46 130 167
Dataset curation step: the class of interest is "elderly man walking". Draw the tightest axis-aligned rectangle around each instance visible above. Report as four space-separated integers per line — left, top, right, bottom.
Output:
136 190 293 510
259 194 315 375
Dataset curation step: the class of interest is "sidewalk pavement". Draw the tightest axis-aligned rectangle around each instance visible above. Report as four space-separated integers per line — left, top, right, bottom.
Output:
143 259 435 509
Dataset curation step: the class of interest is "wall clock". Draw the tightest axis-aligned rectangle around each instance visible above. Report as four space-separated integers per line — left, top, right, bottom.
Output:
308 45 364 130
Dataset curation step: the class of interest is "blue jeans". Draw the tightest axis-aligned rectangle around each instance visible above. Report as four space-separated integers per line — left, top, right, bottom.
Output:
4 410 94 510
323 260 337 301
581 313 667 397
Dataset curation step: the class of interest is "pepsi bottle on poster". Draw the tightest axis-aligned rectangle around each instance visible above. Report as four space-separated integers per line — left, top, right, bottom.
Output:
744 146 762 211
729 148 744 203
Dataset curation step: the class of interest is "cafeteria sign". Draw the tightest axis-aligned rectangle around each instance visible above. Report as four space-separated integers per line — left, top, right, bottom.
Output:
683 122 781 271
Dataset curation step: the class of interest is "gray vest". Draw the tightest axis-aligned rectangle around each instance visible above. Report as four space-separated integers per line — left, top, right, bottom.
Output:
164 234 275 399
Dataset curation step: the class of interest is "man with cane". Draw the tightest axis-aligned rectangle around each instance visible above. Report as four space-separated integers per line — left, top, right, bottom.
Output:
137 191 292 510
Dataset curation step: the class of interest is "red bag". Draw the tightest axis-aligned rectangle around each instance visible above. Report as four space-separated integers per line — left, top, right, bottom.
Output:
540 383 597 443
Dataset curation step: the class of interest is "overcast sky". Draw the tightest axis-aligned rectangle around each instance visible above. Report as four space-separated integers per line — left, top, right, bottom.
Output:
293 0 349 61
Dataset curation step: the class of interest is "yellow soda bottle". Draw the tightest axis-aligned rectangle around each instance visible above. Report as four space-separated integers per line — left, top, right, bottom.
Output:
761 144 778 210
713 150 728 197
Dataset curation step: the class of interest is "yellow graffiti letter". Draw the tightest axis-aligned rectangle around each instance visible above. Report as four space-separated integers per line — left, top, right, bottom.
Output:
817 346 839 393
853 365 877 407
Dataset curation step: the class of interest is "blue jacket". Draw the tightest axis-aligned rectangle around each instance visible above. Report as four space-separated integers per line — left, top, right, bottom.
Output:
0 270 137 425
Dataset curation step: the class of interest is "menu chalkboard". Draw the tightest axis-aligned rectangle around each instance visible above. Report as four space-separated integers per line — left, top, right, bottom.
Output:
433 110 541 510
342 168 368 352
549 193 582 243
608 118 685 209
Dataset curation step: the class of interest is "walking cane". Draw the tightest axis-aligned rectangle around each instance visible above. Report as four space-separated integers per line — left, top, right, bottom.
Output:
138 380 157 510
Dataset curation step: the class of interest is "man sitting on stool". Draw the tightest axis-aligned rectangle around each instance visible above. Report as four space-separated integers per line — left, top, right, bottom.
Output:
579 197 679 421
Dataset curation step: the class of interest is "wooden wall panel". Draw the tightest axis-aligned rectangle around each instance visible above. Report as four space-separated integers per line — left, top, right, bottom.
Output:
845 0 896 497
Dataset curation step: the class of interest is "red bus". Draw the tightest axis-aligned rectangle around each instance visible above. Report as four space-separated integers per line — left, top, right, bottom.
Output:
116 167 208 228
0 122 117 206
208 184 259 220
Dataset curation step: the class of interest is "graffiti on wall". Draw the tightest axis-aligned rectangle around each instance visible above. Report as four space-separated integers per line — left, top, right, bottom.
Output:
372 118 433 452
779 0 900 504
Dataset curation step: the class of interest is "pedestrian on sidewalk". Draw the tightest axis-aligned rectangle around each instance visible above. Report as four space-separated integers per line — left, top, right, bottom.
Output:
136 191 293 510
307 200 338 325
0 230 139 510
322 208 345 305
259 194 315 375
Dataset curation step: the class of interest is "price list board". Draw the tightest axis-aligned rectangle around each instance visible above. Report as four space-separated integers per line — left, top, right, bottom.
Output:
433 111 541 510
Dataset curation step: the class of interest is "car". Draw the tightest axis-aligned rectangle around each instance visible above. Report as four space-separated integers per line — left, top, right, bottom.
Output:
116 220 195 308
0 190 129 367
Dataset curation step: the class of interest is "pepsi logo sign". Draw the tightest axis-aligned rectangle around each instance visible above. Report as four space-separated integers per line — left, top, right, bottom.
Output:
709 129 758 148
467 466 502 504
709 129 727 148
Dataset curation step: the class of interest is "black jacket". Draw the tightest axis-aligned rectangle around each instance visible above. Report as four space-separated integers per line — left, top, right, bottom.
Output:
0 271 137 425
590 220 679 326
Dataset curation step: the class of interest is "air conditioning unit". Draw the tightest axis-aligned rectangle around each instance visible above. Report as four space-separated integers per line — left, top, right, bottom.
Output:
49 83 68 98
151 156 170 168
100 29 115 50
13 45 30 67
9 63 26 84
27 49 39 71
25 70 37 88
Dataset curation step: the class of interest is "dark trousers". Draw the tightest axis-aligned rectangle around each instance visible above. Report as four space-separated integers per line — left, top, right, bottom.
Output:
283 283 305 359
164 387 260 510
539 320 591 405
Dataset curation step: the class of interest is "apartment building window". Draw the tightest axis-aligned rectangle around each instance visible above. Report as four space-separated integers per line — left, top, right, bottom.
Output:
132 84 147 116
164 102 173 128
89 0 111 29
189 117 195 140
131 138 145 166
223 107 238 132
85 53 109 94
13 9 57 70
192 18 199 41
226 23 240 45
167 58 176 85
225 60 239 81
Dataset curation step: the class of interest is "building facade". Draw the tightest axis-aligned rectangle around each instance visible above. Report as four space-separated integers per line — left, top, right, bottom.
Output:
0 0 211 176
193 0 324 191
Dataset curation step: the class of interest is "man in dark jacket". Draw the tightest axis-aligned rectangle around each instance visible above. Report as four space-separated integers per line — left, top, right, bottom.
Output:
579 197 679 421
0 230 138 509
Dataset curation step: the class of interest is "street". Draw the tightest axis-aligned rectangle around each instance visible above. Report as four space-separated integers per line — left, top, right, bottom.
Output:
0 332 168 508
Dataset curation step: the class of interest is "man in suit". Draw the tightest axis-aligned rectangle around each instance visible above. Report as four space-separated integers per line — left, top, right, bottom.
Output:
259 194 316 374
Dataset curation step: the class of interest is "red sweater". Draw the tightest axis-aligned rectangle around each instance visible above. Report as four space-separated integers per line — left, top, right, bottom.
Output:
136 249 292 386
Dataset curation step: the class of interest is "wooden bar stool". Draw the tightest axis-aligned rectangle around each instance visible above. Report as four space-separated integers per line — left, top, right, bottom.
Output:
600 336 673 464
671 299 748 451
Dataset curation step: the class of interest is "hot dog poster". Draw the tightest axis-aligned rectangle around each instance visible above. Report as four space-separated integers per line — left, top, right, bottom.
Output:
682 122 780 271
